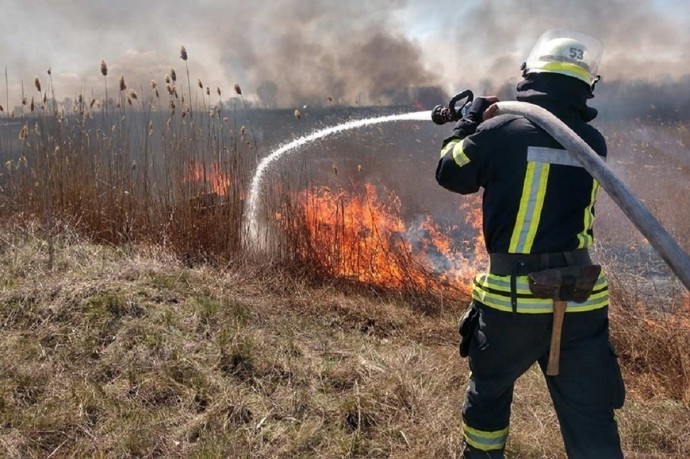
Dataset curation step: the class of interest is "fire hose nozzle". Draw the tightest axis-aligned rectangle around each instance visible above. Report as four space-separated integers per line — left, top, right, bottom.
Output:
431 105 456 125
431 89 474 125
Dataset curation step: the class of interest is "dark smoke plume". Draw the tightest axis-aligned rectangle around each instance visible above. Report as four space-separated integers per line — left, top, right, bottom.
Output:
1 0 688 110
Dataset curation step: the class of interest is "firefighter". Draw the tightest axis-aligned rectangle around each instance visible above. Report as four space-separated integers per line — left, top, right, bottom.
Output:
436 29 625 458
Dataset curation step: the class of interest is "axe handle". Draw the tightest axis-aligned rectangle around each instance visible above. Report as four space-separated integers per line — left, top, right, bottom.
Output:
546 300 568 376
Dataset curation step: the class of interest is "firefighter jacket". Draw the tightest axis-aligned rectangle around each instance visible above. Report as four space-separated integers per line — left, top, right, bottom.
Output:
436 73 608 313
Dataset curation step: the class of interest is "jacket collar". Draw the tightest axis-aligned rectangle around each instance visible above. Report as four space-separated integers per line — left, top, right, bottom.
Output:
516 73 598 122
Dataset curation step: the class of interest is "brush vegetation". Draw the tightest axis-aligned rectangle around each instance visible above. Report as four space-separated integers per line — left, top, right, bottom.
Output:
1 60 689 458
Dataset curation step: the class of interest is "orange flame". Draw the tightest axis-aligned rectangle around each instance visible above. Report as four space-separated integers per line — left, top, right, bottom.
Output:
186 161 230 196
286 183 486 294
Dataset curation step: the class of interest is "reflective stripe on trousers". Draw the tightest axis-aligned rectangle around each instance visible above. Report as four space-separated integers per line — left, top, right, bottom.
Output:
471 272 609 313
463 424 509 452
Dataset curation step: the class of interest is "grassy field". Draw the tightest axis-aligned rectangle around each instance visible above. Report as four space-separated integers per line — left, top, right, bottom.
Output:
1 64 690 457
1 227 689 458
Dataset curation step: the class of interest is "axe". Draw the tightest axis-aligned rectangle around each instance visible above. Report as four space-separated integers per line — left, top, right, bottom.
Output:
546 300 567 376
528 265 602 377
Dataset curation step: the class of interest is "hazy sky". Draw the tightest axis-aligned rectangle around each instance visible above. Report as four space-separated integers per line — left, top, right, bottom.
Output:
1 0 689 109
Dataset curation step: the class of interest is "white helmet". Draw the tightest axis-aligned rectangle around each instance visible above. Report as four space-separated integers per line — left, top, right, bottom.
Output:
523 29 603 86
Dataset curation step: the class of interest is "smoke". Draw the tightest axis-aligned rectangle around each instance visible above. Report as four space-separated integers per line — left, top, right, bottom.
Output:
431 0 690 93
0 0 688 110
229 23 436 106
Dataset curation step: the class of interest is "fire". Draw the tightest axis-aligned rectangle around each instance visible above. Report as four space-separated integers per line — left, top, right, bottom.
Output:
185 161 230 196
286 183 486 294
459 197 487 269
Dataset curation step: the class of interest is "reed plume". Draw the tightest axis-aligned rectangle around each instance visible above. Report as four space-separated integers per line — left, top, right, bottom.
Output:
101 61 109 112
151 80 159 98
119 76 126 91
34 77 41 93
234 83 257 155
180 46 193 119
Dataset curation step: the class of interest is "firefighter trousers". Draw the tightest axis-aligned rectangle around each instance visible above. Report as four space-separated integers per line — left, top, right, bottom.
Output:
461 301 625 458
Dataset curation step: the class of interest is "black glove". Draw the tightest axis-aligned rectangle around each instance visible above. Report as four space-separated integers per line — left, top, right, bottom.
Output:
466 97 497 123
451 96 498 138
458 303 480 358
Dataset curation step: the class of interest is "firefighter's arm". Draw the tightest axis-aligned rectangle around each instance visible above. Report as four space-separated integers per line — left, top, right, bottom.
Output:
435 134 487 194
435 96 497 194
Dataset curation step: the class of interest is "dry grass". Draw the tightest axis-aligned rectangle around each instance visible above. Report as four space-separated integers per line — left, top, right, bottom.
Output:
608 275 690 405
0 225 464 458
0 226 689 458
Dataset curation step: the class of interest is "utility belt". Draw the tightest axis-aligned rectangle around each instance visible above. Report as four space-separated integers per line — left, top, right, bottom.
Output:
489 248 592 276
459 249 605 358
488 249 601 314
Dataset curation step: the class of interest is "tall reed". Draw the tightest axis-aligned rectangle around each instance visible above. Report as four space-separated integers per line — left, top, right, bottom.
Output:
0 64 252 264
